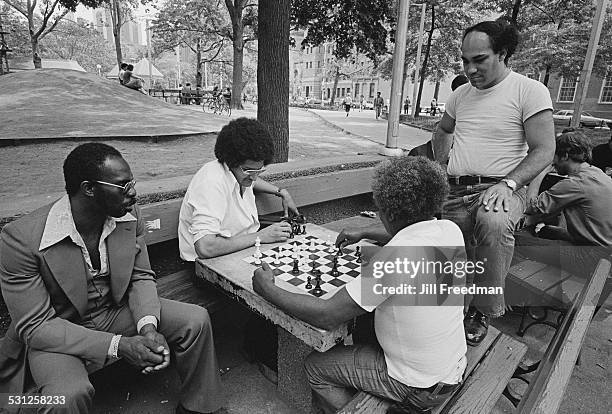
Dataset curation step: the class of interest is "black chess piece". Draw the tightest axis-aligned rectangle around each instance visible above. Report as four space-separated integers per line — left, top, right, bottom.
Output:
331 258 339 276
355 246 362 263
292 259 300 275
313 276 323 295
305 276 313 289
311 256 321 276
302 225 307 235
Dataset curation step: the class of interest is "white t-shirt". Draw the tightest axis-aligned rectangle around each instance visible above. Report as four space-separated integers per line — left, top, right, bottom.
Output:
446 71 553 177
345 219 467 388
178 160 260 261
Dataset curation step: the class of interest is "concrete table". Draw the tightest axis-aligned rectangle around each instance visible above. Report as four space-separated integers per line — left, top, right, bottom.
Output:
195 224 355 413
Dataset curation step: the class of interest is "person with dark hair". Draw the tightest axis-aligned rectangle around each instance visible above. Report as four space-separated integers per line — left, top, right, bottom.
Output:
253 156 467 414
181 82 192 104
450 74 468 92
178 118 299 260
342 94 353 116
0 143 224 414
118 62 128 85
403 96 411 114
520 131 612 275
374 92 385 120
123 64 144 91
432 19 555 345
591 131 612 175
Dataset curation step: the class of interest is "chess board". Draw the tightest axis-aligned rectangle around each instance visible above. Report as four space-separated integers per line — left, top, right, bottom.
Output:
243 235 362 299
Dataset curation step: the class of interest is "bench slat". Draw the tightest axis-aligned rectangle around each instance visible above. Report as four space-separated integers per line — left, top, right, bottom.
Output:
516 257 611 414
442 334 527 414
335 327 515 414
156 269 228 314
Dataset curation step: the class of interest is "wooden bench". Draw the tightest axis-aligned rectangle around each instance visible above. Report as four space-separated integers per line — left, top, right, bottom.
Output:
337 255 611 414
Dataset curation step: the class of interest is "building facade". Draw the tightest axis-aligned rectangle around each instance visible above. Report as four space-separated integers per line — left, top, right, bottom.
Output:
542 70 612 119
289 30 453 107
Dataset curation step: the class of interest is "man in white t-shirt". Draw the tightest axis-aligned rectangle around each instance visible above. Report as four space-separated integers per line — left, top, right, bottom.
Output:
432 20 555 345
178 118 299 261
253 156 467 413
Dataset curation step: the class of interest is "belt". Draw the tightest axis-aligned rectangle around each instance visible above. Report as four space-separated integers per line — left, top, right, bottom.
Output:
447 175 501 186
421 382 459 395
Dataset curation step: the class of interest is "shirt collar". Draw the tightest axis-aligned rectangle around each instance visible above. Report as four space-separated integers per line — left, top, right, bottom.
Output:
221 161 242 193
39 195 136 251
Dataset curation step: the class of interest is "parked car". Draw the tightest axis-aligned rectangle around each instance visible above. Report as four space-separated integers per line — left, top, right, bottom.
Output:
553 110 611 129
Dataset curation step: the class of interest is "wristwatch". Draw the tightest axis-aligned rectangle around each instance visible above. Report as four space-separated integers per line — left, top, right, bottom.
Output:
501 178 518 191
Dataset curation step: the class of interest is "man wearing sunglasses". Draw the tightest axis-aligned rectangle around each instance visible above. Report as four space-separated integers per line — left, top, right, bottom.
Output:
0 143 223 414
179 117 300 260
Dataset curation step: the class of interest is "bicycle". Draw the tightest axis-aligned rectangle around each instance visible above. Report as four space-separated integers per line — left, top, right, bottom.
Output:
203 95 231 116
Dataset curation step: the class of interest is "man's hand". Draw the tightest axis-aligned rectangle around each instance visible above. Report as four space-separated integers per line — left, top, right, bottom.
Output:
479 183 514 212
335 228 364 248
258 222 291 243
279 189 299 217
117 335 167 372
139 324 170 374
252 262 276 299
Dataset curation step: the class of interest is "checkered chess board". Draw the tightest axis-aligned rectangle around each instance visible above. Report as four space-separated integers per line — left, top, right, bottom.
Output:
243 235 362 299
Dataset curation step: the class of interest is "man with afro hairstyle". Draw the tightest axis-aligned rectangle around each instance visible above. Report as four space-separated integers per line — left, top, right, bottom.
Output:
253 156 467 414
179 117 300 260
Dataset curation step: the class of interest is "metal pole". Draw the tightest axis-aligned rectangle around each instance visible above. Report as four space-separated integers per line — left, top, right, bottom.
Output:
146 19 153 90
380 0 411 156
411 3 426 117
176 45 181 87
571 0 610 127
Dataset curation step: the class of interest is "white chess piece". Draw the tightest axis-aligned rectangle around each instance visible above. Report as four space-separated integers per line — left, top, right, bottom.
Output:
274 251 280 265
326 235 334 252
254 237 262 265
310 240 315 251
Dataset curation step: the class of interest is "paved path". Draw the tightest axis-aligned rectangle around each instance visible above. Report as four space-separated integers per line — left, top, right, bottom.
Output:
308 108 432 151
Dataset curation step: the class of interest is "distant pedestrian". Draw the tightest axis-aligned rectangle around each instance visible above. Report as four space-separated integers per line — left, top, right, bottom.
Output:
430 98 438 116
373 92 384 119
123 64 144 92
404 97 411 115
359 94 365 111
342 95 352 117
118 62 128 85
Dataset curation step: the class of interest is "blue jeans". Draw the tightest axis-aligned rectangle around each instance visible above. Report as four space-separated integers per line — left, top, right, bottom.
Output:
442 183 527 318
304 344 459 414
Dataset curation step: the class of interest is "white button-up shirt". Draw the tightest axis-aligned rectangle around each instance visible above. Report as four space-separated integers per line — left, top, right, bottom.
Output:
178 160 260 261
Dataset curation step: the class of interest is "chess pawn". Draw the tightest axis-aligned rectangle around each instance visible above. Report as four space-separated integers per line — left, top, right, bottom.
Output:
292 259 300 275
274 251 280 265
254 237 262 264
305 276 313 289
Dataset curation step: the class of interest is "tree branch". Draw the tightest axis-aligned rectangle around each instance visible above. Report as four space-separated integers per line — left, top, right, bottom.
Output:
4 0 29 18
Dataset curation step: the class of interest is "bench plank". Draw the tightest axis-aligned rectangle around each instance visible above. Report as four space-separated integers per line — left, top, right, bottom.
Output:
156 269 228 314
336 327 518 414
516 257 611 414
443 335 527 414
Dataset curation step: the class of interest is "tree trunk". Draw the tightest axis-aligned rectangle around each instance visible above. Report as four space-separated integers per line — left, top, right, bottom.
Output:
111 0 123 66
511 0 522 26
227 0 245 110
330 67 340 105
196 39 202 87
543 64 551 86
27 6 41 69
30 36 41 68
433 80 440 100
416 5 435 117
398 59 409 119
258 0 290 163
